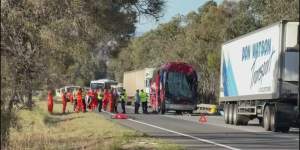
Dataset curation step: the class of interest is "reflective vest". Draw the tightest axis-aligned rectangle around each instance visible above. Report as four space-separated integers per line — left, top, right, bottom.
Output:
98 92 103 100
140 91 147 102
120 92 127 102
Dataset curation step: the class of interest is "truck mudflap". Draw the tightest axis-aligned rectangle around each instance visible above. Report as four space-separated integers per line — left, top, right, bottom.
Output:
166 104 196 111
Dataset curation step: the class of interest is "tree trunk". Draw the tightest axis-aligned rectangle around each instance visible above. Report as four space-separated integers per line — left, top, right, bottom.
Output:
25 72 33 109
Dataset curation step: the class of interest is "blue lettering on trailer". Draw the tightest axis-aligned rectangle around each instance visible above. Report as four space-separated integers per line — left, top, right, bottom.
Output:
242 45 251 61
252 38 271 60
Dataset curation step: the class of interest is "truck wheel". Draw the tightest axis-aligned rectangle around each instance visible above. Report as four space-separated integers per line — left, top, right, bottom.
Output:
175 110 182 115
270 105 290 132
263 105 271 131
228 104 234 124
224 104 229 124
270 105 279 132
279 126 290 133
233 104 241 125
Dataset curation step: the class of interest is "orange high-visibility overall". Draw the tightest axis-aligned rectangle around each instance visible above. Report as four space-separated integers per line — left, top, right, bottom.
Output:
47 91 54 113
76 91 84 112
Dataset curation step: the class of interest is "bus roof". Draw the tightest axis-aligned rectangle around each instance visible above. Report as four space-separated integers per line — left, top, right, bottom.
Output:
161 62 195 74
64 85 80 88
90 79 117 84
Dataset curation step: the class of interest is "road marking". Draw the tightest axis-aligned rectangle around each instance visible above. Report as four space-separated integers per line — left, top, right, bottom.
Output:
127 118 240 150
162 114 263 133
102 110 240 149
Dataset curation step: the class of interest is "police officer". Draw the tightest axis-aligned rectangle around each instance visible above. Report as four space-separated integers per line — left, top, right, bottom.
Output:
97 89 104 112
120 89 127 114
140 89 148 114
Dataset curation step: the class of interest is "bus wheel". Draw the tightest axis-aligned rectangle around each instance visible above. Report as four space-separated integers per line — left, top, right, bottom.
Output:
160 101 166 114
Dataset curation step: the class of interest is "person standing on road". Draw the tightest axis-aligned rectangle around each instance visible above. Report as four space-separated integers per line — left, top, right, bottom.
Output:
91 89 98 111
73 90 77 111
97 89 104 112
112 88 119 113
82 89 88 112
61 90 67 114
66 89 73 103
103 89 109 111
134 89 140 114
140 89 148 114
47 90 54 113
120 89 127 114
76 88 85 112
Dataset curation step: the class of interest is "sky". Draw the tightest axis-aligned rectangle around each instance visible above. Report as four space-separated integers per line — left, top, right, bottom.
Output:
135 0 223 36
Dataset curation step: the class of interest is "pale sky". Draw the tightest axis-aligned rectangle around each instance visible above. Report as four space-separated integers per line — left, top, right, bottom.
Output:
135 0 223 36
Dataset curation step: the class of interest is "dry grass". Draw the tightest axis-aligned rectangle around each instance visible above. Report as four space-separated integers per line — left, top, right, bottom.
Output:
8 98 182 150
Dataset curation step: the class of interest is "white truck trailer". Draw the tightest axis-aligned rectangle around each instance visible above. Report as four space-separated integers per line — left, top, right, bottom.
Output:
123 68 155 104
220 21 299 132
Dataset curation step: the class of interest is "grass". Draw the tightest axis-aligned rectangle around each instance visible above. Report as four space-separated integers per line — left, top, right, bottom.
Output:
8 97 183 150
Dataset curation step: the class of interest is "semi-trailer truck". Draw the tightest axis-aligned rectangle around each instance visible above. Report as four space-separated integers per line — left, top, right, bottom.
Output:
220 20 299 132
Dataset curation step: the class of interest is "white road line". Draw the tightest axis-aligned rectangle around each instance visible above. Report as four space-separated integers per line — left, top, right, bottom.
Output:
102 111 240 150
127 118 240 150
162 115 261 133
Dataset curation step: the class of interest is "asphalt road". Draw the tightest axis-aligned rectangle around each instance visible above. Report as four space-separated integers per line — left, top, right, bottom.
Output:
98 105 299 150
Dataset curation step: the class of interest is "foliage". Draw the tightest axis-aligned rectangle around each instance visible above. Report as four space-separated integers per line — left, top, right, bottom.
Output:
1 0 164 147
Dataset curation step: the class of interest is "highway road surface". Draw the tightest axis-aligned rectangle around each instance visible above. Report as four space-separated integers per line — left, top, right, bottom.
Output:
98 106 299 150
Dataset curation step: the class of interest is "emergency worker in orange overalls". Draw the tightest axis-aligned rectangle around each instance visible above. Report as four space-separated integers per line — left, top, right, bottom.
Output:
67 89 74 103
61 90 67 114
76 88 85 112
47 90 54 113
102 89 110 111
91 90 98 110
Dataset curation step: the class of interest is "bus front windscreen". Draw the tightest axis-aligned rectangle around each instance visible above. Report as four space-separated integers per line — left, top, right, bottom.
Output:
166 72 194 100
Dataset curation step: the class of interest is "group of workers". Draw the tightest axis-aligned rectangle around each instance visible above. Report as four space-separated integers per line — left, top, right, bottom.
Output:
47 87 149 114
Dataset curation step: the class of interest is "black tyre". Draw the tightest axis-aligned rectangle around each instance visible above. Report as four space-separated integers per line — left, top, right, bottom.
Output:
270 105 278 132
160 101 166 114
175 110 182 115
233 104 241 125
263 105 271 131
228 104 234 124
270 105 290 132
224 104 229 124
279 126 290 133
